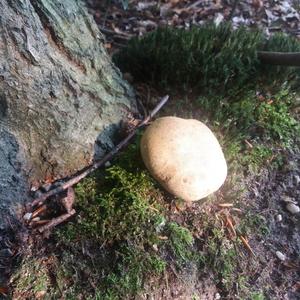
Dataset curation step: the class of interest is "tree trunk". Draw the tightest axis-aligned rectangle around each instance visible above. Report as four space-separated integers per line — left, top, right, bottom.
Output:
0 0 136 228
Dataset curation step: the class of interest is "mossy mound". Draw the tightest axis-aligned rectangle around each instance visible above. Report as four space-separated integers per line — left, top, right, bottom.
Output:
114 24 300 92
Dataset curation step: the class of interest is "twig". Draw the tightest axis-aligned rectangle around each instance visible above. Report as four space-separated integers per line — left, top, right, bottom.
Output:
99 27 133 38
31 205 47 218
217 203 233 208
165 271 170 299
231 208 242 213
29 95 169 209
37 210 76 233
158 235 168 240
239 235 255 256
186 0 204 9
225 215 236 237
244 139 253 149
257 51 300 67
29 219 50 227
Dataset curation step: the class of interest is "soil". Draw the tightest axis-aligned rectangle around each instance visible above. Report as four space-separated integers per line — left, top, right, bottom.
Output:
245 149 300 300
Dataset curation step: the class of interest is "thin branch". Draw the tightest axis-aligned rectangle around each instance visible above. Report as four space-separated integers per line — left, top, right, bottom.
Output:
29 95 169 209
239 235 255 256
37 209 76 233
257 51 300 67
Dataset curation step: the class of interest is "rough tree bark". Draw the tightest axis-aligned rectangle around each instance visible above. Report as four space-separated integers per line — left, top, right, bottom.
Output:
0 0 136 229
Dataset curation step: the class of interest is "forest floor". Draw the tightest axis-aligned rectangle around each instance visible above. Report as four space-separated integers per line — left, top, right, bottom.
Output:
86 0 300 54
2 1 300 300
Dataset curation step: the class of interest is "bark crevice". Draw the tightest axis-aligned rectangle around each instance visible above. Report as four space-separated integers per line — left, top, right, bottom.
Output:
28 0 87 73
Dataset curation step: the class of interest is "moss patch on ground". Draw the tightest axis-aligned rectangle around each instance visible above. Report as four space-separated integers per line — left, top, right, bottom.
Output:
10 25 300 299
113 24 300 92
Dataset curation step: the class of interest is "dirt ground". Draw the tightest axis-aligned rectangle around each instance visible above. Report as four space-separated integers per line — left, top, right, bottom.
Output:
245 149 300 300
86 0 300 55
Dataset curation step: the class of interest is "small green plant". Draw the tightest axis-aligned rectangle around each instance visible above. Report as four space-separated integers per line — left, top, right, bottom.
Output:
61 165 163 244
249 291 266 300
238 213 270 237
51 141 169 298
240 145 274 171
198 87 299 166
11 258 52 298
167 222 194 262
256 101 299 147
101 247 166 299
203 227 239 293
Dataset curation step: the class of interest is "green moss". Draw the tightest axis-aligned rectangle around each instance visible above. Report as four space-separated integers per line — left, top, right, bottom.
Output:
241 145 274 170
197 221 239 293
209 88 298 142
100 247 166 299
256 98 299 146
11 258 53 299
249 291 266 300
114 24 262 91
201 87 299 176
64 165 163 244
114 24 300 92
167 222 194 263
238 213 270 238
47 141 195 299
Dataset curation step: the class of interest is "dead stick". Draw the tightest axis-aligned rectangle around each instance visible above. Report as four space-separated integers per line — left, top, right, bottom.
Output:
29 219 50 227
225 215 236 237
239 235 255 256
257 51 300 67
31 205 47 218
38 209 76 233
30 95 169 209
217 203 233 208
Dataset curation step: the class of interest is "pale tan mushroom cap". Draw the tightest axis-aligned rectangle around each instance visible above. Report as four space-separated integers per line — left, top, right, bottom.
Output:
141 117 227 201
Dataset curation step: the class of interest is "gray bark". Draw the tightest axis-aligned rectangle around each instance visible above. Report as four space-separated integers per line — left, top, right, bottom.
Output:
0 0 136 228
